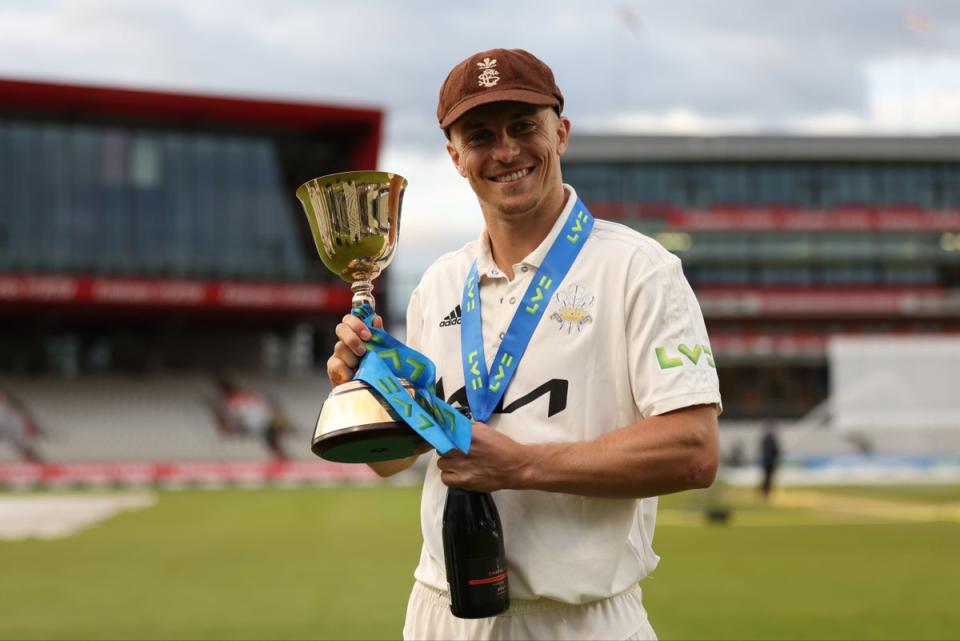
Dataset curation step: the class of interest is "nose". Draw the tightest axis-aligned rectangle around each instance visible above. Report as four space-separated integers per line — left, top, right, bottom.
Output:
490 131 520 164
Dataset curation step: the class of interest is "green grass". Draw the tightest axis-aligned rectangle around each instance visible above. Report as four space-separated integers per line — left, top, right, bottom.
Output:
0 487 423 640
650 486 960 640
1 484 958 640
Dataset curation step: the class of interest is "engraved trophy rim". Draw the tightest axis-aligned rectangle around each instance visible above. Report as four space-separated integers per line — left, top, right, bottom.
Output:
296 169 407 309
295 170 408 195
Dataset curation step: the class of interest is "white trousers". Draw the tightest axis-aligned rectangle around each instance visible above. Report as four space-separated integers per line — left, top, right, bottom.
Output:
402 581 657 641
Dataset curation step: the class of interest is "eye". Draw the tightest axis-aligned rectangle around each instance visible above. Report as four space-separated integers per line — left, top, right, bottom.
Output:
511 120 536 134
465 130 492 145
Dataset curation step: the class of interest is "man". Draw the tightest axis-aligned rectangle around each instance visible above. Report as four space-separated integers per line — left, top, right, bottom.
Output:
759 419 781 499
209 375 291 460
328 48 721 641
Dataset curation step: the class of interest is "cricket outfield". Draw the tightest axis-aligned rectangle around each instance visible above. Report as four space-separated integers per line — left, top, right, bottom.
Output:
0 484 958 640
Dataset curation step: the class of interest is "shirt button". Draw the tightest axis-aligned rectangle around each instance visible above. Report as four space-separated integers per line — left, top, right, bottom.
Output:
509 297 516 304
521 266 529 273
499 332 505 340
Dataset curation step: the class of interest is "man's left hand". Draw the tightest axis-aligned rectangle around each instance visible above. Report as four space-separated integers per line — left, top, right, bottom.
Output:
437 422 529 492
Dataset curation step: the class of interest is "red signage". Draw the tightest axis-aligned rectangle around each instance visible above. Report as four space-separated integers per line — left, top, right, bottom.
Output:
670 208 960 232
0 274 352 312
709 333 829 356
0 460 377 488
697 287 960 317
590 201 960 231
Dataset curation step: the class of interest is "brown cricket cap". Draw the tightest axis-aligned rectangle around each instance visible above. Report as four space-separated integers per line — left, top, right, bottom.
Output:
437 48 564 130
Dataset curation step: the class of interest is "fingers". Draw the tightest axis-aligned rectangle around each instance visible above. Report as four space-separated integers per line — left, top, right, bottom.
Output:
336 314 372 355
326 353 353 386
437 450 464 467
440 469 461 488
437 454 462 486
327 314 380 386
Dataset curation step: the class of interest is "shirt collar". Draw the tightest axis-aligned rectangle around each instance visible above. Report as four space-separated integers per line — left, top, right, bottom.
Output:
476 184 579 278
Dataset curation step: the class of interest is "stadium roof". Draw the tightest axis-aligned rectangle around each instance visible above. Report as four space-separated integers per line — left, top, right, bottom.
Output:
565 134 960 162
0 77 382 169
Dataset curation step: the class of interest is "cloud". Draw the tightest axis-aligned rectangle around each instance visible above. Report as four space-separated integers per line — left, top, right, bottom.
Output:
379 146 481 272
579 108 760 135
1 0 959 148
794 87 960 134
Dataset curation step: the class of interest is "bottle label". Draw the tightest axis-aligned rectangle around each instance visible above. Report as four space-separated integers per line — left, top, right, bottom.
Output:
465 558 508 594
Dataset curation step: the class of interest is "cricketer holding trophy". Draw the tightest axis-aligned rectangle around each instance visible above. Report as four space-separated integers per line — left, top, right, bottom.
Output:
328 49 722 640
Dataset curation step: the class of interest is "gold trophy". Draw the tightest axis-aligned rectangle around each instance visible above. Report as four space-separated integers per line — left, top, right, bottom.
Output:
296 171 424 464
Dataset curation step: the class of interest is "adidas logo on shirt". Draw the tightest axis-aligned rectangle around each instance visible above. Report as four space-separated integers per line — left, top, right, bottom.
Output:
439 304 462 328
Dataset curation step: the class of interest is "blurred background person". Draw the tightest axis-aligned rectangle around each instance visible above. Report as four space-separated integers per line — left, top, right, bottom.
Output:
209 375 292 461
759 419 782 499
0 390 43 463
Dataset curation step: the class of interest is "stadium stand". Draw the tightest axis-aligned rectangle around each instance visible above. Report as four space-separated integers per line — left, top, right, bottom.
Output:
0 375 329 463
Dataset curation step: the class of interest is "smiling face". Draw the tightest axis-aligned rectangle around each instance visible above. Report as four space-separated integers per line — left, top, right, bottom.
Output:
446 102 571 223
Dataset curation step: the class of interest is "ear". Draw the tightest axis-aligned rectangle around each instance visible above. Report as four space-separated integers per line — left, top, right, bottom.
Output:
446 140 467 178
555 116 572 156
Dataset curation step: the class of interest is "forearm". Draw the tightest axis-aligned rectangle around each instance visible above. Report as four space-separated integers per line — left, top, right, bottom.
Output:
513 405 719 499
367 454 420 478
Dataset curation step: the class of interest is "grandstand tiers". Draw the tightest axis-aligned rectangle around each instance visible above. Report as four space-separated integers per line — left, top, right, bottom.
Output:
0 77 383 377
0 78 385 470
563 134 960 419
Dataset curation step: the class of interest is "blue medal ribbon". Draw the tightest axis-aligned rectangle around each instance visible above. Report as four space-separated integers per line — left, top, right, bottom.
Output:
352 304 472 455
461 199 595 422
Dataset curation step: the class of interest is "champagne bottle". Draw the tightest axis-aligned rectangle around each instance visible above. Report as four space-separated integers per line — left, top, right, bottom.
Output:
441 408 509 619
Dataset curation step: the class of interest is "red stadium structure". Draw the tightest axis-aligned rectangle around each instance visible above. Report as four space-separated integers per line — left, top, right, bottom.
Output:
0 77 384 485
563 135 960 422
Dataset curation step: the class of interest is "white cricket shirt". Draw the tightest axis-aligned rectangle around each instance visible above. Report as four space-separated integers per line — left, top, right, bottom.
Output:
405 186 721 604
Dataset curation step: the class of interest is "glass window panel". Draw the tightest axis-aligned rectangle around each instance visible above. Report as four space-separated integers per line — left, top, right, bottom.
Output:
162 132 193 275
10 123 40 269
942 165 960 206
760 266 813 286
0 117 316 280
876 234 925 260
97 128 132 273
130 132 167 271
43 124 72 270
688 234 751 260
756 234 814 260
883 265 937 285
193 134 219 275
223 136 248 274
71 126 100 268
818 234 875 259
0 123 10 267
821 264 877 285
564 164 622 203
691 265 751 286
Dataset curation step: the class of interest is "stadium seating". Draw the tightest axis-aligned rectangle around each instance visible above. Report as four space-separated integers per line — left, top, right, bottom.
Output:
0 374 330 463
3 373 958 475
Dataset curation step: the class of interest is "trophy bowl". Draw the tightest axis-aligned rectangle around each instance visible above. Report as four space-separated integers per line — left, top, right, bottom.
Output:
297 171 426 463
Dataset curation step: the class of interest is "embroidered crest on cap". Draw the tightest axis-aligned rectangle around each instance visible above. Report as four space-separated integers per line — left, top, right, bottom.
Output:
476 58 500 88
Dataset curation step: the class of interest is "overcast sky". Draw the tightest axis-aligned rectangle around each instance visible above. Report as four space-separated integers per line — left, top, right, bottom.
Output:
1 0 958 297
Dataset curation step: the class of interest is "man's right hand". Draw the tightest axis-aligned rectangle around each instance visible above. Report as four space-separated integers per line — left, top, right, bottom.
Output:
326 313 384 386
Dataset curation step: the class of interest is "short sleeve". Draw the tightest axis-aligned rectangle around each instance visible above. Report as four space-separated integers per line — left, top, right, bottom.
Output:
625 254 722 419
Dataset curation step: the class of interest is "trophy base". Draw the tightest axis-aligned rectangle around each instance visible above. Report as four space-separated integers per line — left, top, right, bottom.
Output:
312 379 426 463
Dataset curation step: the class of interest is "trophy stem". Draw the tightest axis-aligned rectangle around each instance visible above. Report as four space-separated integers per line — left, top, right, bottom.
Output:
352 280 375 310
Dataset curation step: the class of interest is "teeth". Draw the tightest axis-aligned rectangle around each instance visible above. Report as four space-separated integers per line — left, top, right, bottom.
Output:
493 168 530 183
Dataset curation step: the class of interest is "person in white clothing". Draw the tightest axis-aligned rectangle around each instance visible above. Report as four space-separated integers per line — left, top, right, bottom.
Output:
328 48 721 641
